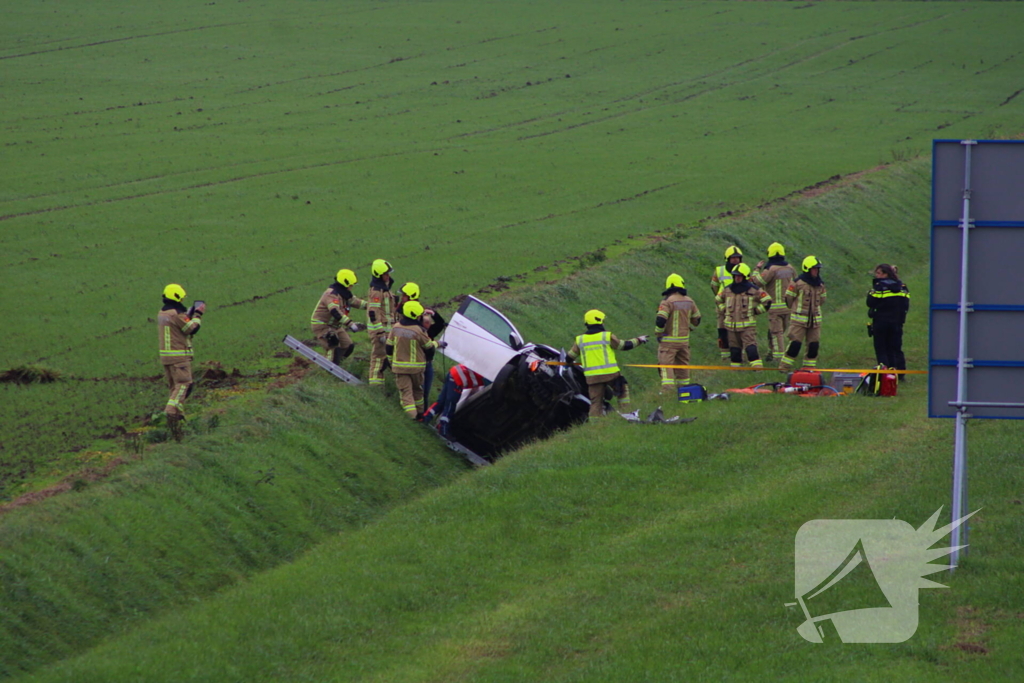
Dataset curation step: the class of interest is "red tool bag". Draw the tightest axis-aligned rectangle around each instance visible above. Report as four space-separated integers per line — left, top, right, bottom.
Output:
787 371 825 388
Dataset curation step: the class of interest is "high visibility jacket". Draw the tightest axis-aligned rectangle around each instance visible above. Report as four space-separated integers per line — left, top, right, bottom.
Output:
710 265 734 297
367 279 396 337
716 283 771 329
450 364 486 390
752 262 796 310
386 322 438 374
866 278 909 324
574 331 620 379
310 284 366 329
656 292 701 343
157 305 201 365
786 277 827 328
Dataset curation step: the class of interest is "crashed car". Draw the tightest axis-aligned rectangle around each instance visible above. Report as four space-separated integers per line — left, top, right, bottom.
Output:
437 296 590 461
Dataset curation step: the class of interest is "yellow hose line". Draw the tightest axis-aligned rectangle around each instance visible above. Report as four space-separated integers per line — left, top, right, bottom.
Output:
547 361 927 374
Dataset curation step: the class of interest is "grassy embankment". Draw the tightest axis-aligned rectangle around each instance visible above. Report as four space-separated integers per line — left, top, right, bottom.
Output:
10 158 1023 680
4 0 1024 497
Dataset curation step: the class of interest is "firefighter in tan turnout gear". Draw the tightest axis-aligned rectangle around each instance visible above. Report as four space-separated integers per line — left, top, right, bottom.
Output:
655 273 701 392
780 256 827 371
710 246 744 361
386 300 443 419
567 309 648 418
716 263 771 368
310 268 366 364
366 259 397 387
156 284 204 440
752 242 796 362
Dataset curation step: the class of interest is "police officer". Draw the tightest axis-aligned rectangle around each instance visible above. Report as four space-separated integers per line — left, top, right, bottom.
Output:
567 310 648 418
655 273 701 392
780 256 827 371
157 284 204 440
310 268 366 364
867 263 909 373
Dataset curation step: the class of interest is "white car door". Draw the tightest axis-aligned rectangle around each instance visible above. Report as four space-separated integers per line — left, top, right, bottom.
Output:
439 296 527 381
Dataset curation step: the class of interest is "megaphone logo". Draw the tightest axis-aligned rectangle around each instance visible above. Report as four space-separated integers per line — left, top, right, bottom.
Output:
788 508 976 643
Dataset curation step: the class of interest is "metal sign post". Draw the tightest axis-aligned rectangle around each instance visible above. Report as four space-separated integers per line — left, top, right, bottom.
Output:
930 139 1024 571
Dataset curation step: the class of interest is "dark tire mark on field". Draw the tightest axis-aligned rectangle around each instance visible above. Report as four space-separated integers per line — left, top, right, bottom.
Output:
0 22 249 61
999 88 1022 107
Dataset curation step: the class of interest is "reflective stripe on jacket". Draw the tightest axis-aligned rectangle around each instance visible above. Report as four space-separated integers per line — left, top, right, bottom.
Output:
387 323 437 374
158 309 200 365
710 265 733 296
657 293 701 343
786 280 827 327
716 285 771 329
311 286 365 327
753 264 796 310
450 365 486 390
367 284 396 335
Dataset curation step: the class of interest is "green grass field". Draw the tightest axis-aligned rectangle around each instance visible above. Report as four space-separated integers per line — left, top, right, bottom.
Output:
3 0 1024 496
2 1 1023 680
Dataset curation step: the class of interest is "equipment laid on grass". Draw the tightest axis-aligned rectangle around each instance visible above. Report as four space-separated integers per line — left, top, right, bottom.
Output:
677 383 708 403
619 407 696 424
856 366 898 397
282 335 363 384
830 372 862 395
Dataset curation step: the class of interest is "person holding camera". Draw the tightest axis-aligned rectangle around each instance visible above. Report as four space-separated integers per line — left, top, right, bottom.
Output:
157 284 205 440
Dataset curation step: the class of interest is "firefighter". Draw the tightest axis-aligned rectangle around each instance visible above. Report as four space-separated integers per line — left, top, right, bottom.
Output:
780 256 827 371
423 364 488 437
655 273 701 392
567 310 648 418
366 259 397 386
156 284 204 440
310 268 366 364
386 300 443 419
710 246 743 361
396 282 447 403
752 242 796 362
866 263 910 373
716 263 771 368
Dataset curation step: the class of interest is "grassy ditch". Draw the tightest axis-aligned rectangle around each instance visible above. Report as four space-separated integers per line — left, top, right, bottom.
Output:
16 156 1023 680
20 280 1023 681
0 377 466 679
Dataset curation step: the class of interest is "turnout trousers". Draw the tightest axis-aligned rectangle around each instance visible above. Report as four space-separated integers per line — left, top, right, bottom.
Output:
394 372 425 417
657 343 691 387
163 361 193 417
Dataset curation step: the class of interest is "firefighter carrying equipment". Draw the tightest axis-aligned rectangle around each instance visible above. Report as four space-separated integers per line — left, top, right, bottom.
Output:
371 259 394 278
802 255 822 272
163 284 186 303
767 242 786 258
584 309 606 326
336 269 358 287
157 298 202 419
400 282 420 300
665 273 685 290
403 300 425 319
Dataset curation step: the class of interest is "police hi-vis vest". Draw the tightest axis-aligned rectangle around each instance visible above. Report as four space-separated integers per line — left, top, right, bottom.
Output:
575 331 619 377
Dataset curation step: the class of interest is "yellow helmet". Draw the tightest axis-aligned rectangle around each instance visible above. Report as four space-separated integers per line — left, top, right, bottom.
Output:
664 273 685 290
163 284 186 302
731 263 752 279
335 268 357 287
802 255 822 273
400 282 420 300
403 300 424 319
584 309 606 326
767 242 785 258
724 245 743 260
371 259 393 278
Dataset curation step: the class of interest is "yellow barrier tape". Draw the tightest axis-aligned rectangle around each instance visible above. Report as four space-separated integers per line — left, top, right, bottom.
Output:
547 361 926 374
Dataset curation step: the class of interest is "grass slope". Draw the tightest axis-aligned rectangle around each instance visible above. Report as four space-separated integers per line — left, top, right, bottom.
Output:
0 377 466 679
3 0 1024 494
16 157 1023 680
